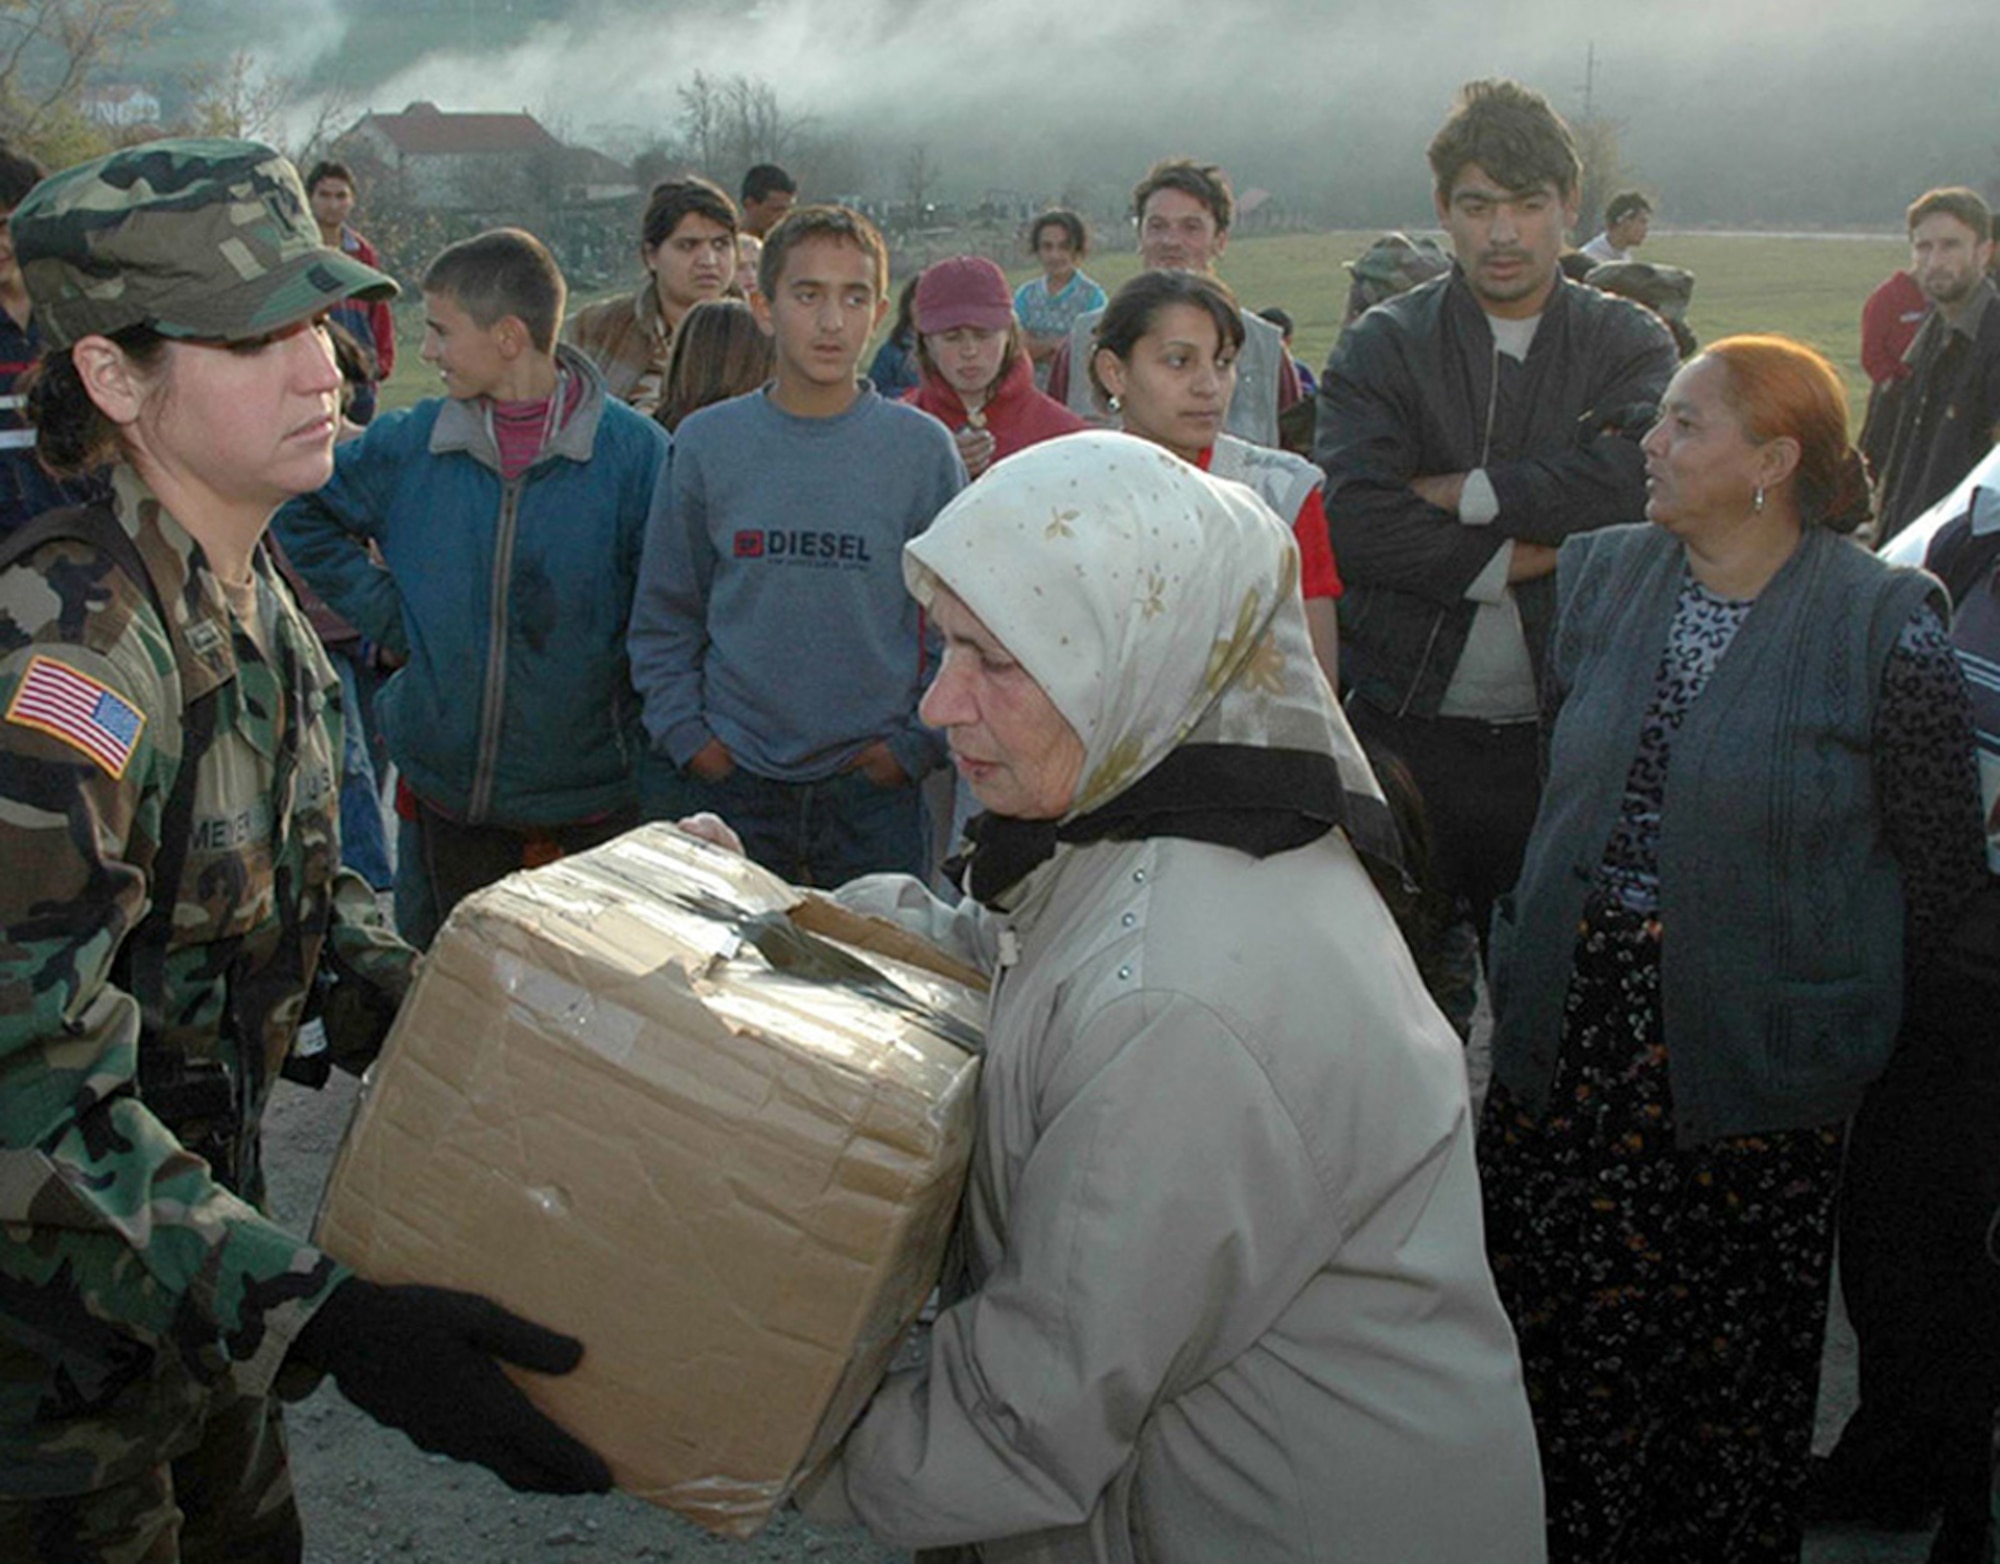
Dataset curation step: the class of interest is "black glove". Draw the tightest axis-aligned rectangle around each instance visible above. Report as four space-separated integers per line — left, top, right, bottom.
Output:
290 1278 612 1495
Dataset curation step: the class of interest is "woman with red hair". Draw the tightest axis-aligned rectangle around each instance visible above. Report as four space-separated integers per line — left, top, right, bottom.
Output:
1477 334 1988 1562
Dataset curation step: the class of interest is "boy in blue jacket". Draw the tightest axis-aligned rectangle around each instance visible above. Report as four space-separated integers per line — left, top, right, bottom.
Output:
629 206 963 886
277 228 671 945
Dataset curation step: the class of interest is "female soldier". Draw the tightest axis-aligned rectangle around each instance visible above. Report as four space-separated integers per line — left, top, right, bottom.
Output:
0 139 606 1563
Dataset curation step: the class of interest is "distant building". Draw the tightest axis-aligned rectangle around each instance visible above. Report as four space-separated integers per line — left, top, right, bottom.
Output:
336 101 635 214
80 83 163 128
563 145 640 206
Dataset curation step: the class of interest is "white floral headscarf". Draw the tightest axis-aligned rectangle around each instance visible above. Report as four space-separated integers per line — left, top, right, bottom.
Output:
904 431 1393 852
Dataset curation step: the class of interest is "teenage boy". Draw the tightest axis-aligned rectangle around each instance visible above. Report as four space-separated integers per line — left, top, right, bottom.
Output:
567 176 737 415
277 228 670 945
1046 158 1300 445
739 163 798 239
305 159 397 424
630 205 964 886
1580 189 1653 264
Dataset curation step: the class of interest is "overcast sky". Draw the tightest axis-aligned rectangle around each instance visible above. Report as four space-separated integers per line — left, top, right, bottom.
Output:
273 0 1999 225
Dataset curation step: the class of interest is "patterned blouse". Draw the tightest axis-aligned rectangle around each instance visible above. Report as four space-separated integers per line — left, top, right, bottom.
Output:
1593 572 1978 949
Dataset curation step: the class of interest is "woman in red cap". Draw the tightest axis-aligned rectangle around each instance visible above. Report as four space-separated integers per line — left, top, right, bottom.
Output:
905 254 1083 478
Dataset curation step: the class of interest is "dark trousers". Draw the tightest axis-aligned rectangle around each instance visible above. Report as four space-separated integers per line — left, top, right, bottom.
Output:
0 1388 301 1564
1346 699 1542 1034
1830 950 2000 1527
643 762 928 889
397 799 638 948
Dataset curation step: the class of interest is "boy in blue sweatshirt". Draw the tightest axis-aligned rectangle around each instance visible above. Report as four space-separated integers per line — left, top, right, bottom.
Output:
629 205 964 885
277 229 671 944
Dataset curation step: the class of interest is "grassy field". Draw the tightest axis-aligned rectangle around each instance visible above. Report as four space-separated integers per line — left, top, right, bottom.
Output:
382 229 1911 425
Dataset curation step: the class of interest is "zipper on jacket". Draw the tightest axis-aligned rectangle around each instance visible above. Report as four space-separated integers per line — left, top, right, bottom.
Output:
467 479 524 823
1479 333 1503 468
1402 334 1506 721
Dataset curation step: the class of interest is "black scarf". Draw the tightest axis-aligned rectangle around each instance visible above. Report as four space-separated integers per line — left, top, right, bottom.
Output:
949 743 1355 908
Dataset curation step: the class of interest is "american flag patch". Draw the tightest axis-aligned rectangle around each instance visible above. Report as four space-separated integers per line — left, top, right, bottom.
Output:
5 655 147 778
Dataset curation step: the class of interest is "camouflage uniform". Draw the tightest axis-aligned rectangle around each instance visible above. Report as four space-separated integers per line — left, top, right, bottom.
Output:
0 463 414 1548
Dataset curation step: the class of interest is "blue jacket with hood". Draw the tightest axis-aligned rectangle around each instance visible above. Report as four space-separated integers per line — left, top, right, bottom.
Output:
275 346 671 827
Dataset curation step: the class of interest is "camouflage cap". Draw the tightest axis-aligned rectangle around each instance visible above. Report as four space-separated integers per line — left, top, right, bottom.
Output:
1585 260 1695 324
11 137 397 351
1345 232 1452 304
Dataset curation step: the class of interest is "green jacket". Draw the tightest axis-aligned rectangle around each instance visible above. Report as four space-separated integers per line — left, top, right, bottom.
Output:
0 467 415 1497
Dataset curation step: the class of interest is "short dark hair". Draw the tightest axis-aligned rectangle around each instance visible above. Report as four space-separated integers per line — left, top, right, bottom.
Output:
1907 186 1992 240
887 273 921 348
1427 79 1581 201
642 177 737 251
0 143 45 210
741 164 797 205
423 228 566 353
1605 190 1652 225
757 205 888 302
1088 269 1244 402
1132 159 1233 233
1028 209 1087 258
304 159 356 197
1256 305 1295 339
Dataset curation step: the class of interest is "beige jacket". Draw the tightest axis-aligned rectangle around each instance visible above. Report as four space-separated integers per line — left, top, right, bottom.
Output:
806 830 1545 1563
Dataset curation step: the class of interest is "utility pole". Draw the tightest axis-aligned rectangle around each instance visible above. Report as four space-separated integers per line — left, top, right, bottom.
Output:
1581 41 1597 122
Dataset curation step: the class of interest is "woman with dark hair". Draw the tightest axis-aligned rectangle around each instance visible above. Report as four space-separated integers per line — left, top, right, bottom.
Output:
655 297 772 432
866 273 922 400
565 175 738 415
1091 269 1343 689
0 139 606 1560
1014 208 1106 389
1478 334 1988 1563
904 255 1082 479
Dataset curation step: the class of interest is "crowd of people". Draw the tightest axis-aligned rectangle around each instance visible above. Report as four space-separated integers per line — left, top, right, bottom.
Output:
0 67 1996 1564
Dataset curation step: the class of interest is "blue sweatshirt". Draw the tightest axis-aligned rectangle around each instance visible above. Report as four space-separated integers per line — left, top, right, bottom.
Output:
629 383 964 783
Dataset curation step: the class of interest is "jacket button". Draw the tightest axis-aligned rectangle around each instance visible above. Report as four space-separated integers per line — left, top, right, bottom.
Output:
1117 965 1133 981
1121 912 1136 927
1132 869 1146 884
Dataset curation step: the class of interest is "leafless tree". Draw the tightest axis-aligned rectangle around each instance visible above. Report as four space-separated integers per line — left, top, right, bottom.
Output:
675 68 811 190
677 69 723 176
182 48 286 143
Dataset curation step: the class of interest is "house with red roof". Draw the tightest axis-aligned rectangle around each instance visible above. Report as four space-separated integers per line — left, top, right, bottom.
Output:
338 101 635 213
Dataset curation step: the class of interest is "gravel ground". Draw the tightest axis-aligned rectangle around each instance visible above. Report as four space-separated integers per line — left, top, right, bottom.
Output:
262 1031 1973 1564
264 1071 902 1564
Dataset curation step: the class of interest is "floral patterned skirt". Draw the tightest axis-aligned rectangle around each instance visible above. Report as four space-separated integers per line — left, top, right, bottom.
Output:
1477 898 1845 1564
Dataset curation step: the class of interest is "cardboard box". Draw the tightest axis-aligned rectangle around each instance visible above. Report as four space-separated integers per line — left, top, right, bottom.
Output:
315 824 984 1536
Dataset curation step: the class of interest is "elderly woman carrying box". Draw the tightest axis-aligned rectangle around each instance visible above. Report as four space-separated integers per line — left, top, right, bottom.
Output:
736 431 1546 1562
